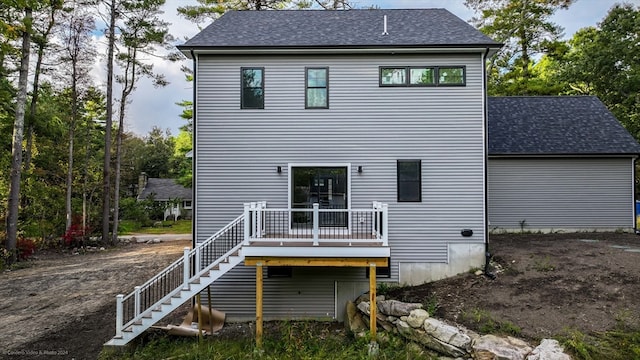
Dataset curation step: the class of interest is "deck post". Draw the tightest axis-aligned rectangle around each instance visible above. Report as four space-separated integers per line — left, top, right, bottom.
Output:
312 203 319 246
369 263 377 342
116 294 124 337
256 262 264 348
134 286 141 317
243 203 251 245
183 247 190 290
382 204 389 246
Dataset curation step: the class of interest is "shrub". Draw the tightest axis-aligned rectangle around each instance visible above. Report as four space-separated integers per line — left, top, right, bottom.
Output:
17 238 37 260
63 223 90 247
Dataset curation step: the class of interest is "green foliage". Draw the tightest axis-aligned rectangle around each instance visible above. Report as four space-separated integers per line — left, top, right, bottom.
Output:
561 328 640 360
461 308 521 336
465 0 575 96
136 219 192 234
119 197 150 224
422 294 440 316
99 321 438 360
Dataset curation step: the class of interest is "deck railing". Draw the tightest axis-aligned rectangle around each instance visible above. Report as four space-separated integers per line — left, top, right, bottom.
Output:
115 214 245 338
244 201 388 246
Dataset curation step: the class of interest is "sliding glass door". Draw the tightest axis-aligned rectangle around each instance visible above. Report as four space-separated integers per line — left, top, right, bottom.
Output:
291 166 348 227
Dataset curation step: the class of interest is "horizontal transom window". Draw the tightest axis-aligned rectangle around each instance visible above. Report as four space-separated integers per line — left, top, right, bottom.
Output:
380 66 466 87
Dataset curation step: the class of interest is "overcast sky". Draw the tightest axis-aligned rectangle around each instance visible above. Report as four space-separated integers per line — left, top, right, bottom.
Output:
98 0 635 137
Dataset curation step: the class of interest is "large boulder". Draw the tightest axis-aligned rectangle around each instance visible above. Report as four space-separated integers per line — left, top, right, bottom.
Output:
345 301 367 334
377 299 422 317
397 320 468 358
473 335 533 360
527 339 572 360
423 318 472 351
406 309 429 328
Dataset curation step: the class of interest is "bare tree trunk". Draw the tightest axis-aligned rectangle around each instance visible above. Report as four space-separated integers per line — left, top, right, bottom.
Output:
102 0 116 244
6 7 32 262
66 65 77 232
112 109 123 243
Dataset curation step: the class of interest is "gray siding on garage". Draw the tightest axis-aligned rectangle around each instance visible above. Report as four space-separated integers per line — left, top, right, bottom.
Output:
195 53 486 318
487 157 634 230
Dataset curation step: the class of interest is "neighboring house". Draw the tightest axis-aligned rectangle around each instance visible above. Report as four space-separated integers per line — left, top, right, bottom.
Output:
106 9 638 347
137 173 193 221
488 96 640 232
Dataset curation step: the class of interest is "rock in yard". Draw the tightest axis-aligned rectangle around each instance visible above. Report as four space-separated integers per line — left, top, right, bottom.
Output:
357 301 370 315
423 318 472 351
397 320 468 358
527 339 571 360
473 335 532 360
406 309 430 328
377 299 422 317
345 301 367 334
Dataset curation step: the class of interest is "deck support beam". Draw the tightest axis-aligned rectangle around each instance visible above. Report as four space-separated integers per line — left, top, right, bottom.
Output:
256 262 263 348
247 257 388 348
369 263 377 342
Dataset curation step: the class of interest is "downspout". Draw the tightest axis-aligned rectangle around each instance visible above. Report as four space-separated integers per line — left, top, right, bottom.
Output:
190 49 197 250
482 47 496 279
634 156 638 235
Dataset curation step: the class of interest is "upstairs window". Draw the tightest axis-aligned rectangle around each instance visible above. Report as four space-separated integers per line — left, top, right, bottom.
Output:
241 67 264 109
397 160 422 202
306 67 328 108
380 67 406 86
380 66 465 87
410 67 435 85
438 67 465 85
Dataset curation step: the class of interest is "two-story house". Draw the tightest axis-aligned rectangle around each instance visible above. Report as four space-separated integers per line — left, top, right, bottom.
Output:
106 9 501 346
180 7 501 318
107 8 640 347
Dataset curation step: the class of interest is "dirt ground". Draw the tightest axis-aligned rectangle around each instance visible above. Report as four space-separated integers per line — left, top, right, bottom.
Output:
2 233 640 359
388 232 640 341
0 240 190 360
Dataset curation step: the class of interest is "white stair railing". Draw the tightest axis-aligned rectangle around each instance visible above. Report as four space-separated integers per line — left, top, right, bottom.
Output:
114 214 245 338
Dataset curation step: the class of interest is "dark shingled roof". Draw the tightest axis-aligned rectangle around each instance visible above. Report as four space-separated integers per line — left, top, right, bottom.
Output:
180 9 500 49
138 178 192 201
488 96 640 155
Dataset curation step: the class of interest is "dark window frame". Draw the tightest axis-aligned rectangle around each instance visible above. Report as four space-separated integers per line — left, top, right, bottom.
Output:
241 67 265 109
379 66 466 87
267 266 293 278
397 160 422 202
379 67 408 87
305 67 329 109
437 66 466 86
365 258 391 278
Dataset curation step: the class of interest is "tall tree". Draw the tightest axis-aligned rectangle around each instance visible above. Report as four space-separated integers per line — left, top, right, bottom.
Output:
59 2 96 232
101 0 117 244
6 5 33 261
112 0 169 242
465 0 574 95
557 4 640 139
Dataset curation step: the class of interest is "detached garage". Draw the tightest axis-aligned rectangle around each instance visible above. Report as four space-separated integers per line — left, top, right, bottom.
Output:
488 96 640 232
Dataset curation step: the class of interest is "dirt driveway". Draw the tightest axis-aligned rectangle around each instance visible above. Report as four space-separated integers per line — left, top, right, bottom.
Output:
2 233 640 359
389 232 640 340
0 240 189 360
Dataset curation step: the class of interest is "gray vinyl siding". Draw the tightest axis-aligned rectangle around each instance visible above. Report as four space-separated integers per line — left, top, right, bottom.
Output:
487 157 634 230
195 53 486 318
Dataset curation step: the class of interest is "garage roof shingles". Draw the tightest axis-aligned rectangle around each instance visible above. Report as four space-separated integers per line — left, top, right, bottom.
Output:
180 9 500 48
488 96 640 155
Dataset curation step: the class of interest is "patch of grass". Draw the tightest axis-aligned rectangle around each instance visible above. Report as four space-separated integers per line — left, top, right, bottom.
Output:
561 328 640 360
118 220 142 234
461 309 521 337
123 220 192 235
422 294 440 316
99 321 439 360
532 255 555 272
